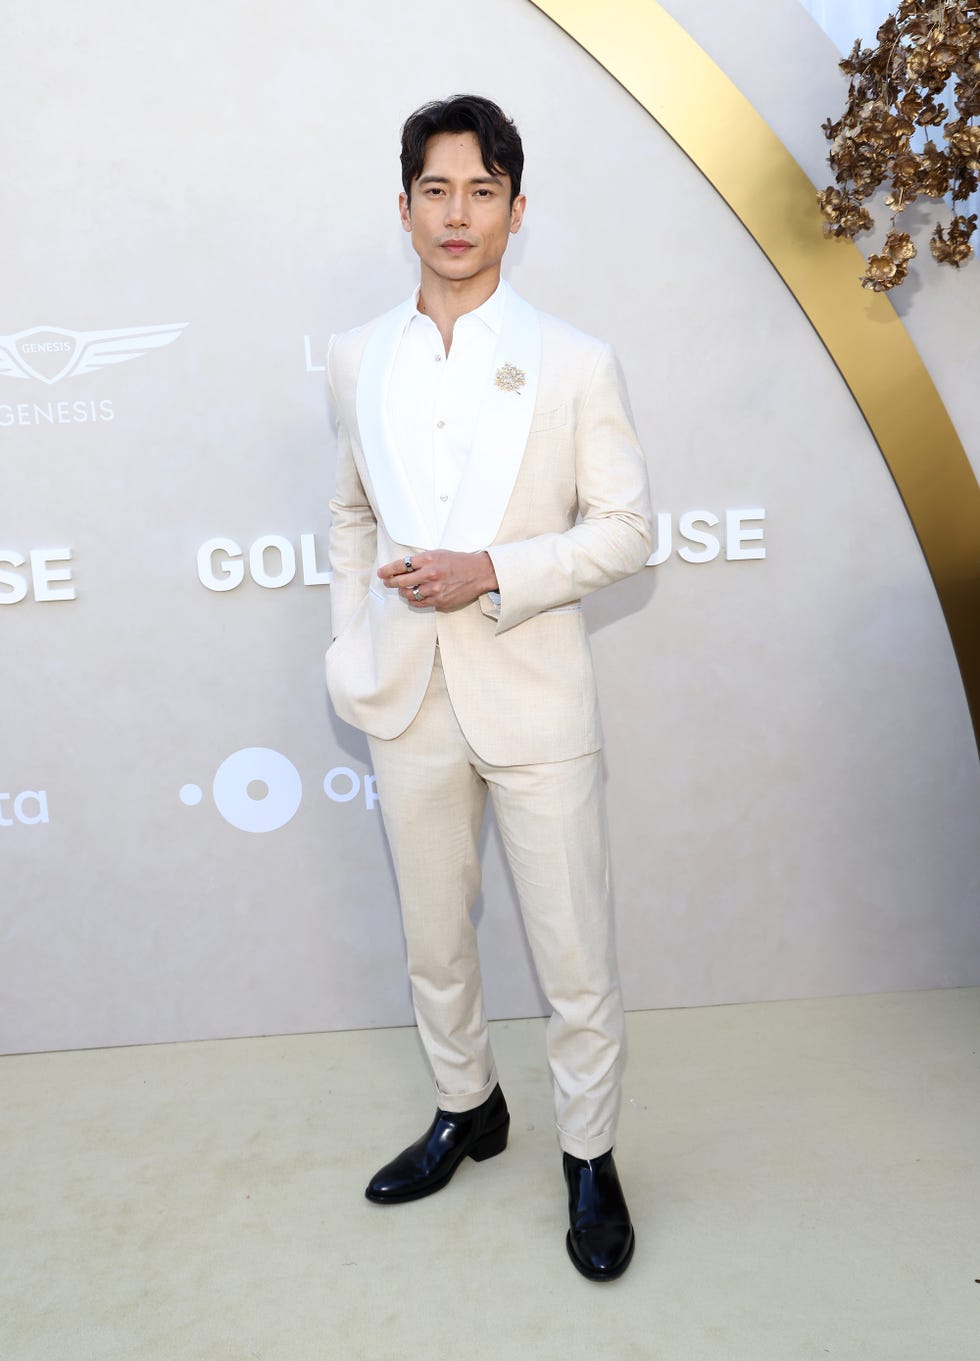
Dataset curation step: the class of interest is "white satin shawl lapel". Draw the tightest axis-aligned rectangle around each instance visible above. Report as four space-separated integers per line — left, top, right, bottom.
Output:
354 295 434 549
440 284 541 552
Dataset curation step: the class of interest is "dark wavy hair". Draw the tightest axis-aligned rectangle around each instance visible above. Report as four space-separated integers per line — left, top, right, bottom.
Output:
400 95 524 204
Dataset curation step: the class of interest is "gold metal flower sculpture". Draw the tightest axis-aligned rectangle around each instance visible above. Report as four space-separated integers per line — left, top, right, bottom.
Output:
818 1 980 290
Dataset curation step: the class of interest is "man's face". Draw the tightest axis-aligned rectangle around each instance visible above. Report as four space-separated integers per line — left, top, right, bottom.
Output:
399 130 525 289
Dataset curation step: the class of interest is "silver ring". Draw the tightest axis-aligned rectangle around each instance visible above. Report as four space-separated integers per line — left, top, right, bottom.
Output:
404 555 413 572
412 585 423 601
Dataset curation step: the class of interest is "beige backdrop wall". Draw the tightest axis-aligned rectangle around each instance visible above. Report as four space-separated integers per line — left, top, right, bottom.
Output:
2 0 978 1055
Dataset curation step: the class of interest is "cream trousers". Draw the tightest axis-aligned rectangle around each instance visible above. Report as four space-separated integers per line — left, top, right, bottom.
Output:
367 650 624 1160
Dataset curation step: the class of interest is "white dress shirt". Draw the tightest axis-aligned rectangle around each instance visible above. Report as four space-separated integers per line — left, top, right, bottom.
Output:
386 282 505 546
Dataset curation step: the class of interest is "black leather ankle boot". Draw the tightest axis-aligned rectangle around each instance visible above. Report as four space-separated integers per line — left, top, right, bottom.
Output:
563 1149 635 1280
365 1085 509 1203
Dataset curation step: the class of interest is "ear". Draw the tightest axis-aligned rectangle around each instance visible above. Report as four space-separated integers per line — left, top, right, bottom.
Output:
509 193 526 235
398 191 412 233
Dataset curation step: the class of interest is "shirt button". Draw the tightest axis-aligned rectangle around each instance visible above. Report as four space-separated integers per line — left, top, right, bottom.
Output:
434 355 442 362
436 420 445 429
439 494 449 502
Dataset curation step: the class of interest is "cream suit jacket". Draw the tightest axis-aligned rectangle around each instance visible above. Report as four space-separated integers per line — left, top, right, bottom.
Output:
325 284 653 767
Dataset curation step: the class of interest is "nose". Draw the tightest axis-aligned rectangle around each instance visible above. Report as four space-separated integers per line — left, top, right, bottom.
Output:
444 192 469 228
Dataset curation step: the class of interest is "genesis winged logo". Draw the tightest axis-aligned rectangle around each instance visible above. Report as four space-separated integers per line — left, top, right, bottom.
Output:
0 323 188 385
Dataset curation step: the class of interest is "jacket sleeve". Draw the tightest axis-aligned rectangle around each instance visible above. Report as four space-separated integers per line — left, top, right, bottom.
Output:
485 341 652 634
326 335 378 641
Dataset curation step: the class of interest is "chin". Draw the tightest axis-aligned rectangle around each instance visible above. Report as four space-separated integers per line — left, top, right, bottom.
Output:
433 262 482 281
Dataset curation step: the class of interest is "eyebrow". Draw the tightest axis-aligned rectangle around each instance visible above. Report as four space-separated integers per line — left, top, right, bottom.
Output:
416 173 505 188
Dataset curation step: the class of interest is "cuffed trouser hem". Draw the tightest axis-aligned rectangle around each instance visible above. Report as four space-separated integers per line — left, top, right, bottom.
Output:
434 1066 499 1114
557 1124 616 1160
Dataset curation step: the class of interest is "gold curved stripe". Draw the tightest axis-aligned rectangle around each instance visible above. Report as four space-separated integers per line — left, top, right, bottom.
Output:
532 0 980 751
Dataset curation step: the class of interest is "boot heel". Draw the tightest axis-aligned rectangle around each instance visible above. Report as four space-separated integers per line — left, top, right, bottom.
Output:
469 1116 509 1162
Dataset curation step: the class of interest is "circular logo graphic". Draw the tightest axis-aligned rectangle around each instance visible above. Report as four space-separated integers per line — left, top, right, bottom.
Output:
211 747 303 833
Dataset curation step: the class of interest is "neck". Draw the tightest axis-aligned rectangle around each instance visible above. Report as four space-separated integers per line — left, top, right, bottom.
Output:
417 266 501 354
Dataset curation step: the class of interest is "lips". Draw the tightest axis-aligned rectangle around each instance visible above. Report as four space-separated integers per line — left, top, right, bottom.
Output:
441 240 473 254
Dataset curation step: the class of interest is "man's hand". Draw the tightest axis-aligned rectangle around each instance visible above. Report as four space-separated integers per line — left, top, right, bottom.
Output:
377 550 498 611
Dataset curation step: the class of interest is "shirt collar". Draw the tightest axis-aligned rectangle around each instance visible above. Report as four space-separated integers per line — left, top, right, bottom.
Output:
410 279 507 337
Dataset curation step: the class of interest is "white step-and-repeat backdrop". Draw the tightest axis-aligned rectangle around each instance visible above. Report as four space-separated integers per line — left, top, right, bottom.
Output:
3 0 979 1054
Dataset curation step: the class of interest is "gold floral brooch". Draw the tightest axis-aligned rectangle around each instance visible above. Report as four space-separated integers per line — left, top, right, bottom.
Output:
494 362 526 393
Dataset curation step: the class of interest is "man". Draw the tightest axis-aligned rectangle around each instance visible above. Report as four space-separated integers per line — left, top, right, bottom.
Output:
325 95 652 1281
